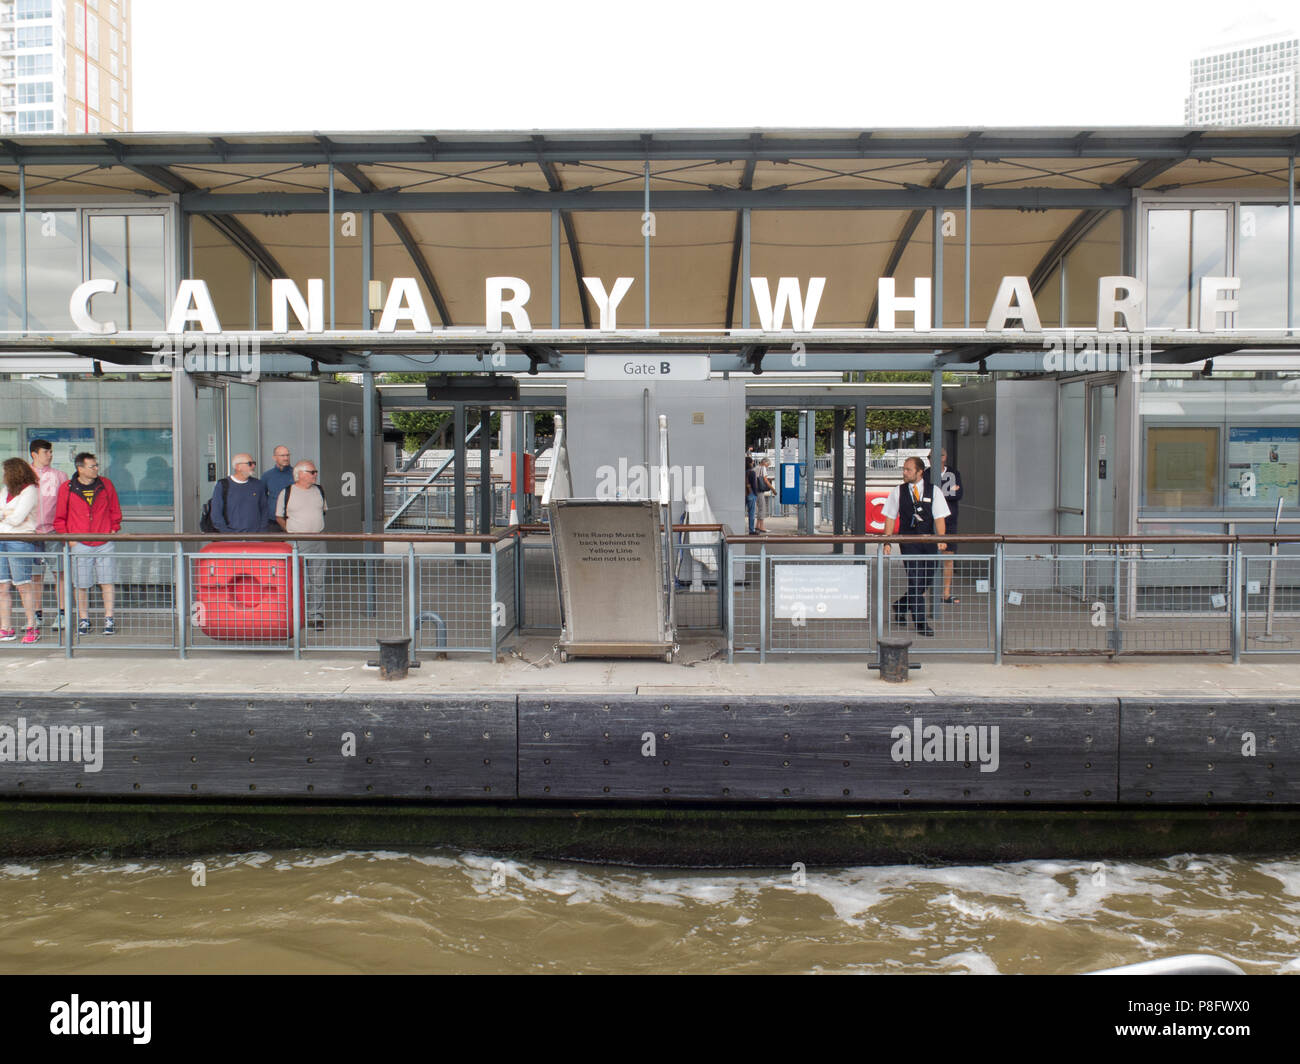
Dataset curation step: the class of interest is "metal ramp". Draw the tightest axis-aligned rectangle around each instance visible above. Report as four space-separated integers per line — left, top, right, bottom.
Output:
543 413 678 662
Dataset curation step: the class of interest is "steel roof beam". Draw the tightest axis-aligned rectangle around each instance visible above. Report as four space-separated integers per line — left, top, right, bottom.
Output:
126 162 288 279
181 186 1133 214
724 152 759 328
865 157 967 327
5 131 1300 167
1027 157 1188 295
533 141 593 329
334 160 453 326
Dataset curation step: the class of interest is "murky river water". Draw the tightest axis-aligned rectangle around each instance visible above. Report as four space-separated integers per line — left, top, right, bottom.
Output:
3 851 1299 974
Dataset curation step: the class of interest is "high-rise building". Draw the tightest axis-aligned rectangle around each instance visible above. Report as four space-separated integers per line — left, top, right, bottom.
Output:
0 0 131 135
1186 17 1300 126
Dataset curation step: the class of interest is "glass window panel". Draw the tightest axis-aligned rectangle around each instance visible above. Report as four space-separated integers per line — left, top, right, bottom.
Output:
1146 209 1190 328
1144 426 1219 509
1192 210 1229 326
104 427 173 508
24 210 79 330
0 378 174 532
87 213 167 331
1237 204 1299 329
1146 209 1228 329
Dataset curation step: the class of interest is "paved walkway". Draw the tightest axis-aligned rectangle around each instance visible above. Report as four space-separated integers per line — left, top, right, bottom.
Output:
5 634 1298 699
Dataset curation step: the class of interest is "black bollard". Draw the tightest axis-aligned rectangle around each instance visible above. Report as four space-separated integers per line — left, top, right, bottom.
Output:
875 636 913 683
377 637 411 681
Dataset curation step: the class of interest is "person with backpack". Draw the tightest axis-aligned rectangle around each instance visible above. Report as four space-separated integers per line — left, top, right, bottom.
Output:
207 454 268 535
53 452 123 637
275 459 328 630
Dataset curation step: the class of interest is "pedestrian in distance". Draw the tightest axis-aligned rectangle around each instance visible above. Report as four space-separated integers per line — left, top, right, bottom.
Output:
261 444 294 532
209 454 268 534
28 438 69 631
0 457 42 644
881 456 949 636
275 459 329 630
755 457 775 534
744 455 758 535
53 452 123 637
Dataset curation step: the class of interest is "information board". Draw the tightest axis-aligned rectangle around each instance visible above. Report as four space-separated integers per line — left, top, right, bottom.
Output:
1227 426 1299 509
773 563 868 620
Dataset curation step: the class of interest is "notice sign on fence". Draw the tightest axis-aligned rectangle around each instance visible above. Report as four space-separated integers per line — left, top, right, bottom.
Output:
773 564 868 620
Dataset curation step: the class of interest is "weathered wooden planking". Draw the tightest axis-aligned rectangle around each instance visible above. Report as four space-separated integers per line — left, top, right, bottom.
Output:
518 697 1117 802
0 695 515 799
1119 699 1300 804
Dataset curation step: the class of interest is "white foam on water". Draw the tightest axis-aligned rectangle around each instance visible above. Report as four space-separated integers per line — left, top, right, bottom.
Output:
1 863 39 878
937 950 1000 975
1279 955 1300 972
1256 861 1300 897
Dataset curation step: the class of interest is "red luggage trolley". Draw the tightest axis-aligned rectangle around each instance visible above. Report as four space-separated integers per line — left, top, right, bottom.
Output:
193 542 305 640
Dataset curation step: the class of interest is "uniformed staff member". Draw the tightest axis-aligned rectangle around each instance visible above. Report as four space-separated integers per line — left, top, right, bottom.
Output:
881 456 949 636
938 448 963 604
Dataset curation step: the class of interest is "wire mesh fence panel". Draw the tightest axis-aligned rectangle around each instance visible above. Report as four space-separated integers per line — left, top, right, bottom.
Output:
494 539 518 648
765 554 873 653
301 553 409 652
1002 545 1232 655
416 553 497 654
1123 549 1232 654
1243 554 1300 655
187 549 299 652
519 538 561 630
728 552 763 656
6 549 175 651
884 551 993 653
673 539 724 630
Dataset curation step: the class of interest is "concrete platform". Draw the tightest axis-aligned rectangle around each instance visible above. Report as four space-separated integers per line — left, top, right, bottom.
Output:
4 634 1299 699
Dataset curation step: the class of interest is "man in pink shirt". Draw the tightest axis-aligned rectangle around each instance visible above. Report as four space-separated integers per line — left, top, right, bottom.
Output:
28 439 69 631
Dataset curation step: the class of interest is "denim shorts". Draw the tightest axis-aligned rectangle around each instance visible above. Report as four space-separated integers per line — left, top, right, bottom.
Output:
0 539 39 586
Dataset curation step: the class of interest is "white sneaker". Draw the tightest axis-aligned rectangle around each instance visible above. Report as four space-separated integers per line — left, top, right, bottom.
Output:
52 611 64 632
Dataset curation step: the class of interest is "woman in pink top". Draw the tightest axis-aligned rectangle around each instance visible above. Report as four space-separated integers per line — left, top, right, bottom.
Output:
29 439 69 631
0 457 42 644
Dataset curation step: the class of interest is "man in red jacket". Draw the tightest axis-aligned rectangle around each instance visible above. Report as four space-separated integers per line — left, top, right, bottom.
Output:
53 452 123 637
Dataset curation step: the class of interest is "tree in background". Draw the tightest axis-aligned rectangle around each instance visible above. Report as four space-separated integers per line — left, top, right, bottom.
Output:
745 372 953 454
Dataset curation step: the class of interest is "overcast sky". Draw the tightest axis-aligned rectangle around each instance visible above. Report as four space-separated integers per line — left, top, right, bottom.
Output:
132 0 1299 131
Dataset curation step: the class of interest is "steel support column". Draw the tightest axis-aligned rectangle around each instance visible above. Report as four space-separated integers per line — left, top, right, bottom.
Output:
832 409 845 553
854 399 867 555
644 160 651 327
964 160 972 328
18 163 27 331
328 162 336 330
551 209 561 328
479 408 492 551
741 209 751 329
453 403 467 556
1284 153 1294 332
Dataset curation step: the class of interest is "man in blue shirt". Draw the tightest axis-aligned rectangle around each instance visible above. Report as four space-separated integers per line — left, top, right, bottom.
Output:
211 454 268 534
261 444 295 531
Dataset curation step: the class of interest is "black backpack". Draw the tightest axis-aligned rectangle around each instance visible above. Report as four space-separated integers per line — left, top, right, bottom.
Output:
199 477 230 533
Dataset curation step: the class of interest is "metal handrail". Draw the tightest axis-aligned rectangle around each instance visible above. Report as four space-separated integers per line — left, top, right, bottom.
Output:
383 421 482 530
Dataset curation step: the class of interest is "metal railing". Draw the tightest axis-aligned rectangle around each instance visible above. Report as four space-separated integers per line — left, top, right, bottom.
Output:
2 531 1294 665
724 533 1300 663
0 532 517 661
383 479 515 531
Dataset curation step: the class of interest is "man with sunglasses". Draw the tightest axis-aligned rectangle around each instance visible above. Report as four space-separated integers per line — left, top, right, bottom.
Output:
275 460 329 630
210 453 268 534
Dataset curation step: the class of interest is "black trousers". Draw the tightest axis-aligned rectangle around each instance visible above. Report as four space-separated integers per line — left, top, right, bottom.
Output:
899 550 937 624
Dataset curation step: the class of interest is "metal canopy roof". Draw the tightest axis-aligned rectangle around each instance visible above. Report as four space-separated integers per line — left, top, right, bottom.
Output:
3 128 1299 374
